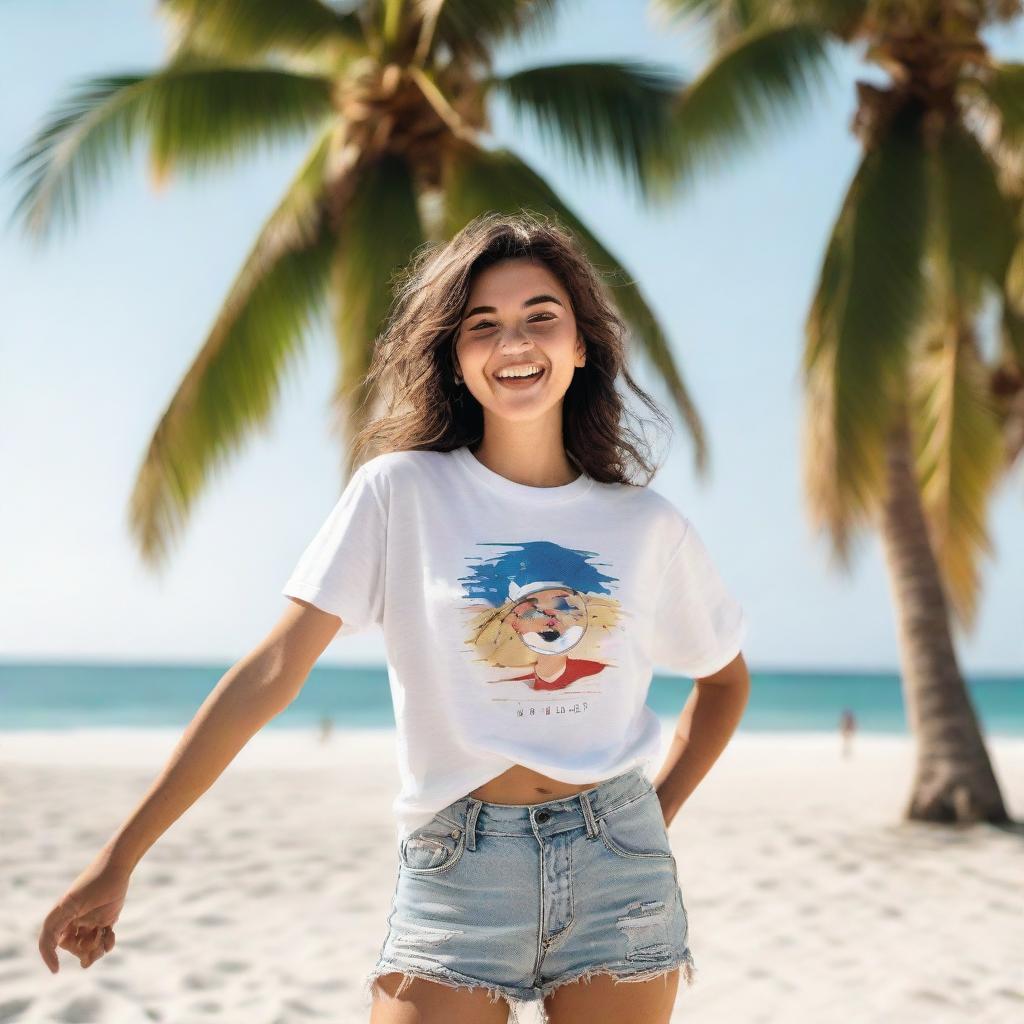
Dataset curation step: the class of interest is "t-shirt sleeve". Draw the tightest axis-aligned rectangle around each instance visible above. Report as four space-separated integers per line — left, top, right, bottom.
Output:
281 464 386 637
651 516 746 678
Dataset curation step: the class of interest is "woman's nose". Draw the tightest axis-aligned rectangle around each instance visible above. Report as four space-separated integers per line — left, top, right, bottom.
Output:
498 324 532 346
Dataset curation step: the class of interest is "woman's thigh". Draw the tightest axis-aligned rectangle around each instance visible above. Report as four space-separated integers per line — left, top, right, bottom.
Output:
369 972 512 1023
543 967 681 1024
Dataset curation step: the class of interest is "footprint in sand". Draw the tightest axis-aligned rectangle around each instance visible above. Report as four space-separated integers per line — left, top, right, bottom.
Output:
55 996 103 1023
214 959 249 974
0 999 33 1024
183 971 225 991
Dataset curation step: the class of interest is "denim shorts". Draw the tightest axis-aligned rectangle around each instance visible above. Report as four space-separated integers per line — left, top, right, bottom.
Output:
363 766 695 1023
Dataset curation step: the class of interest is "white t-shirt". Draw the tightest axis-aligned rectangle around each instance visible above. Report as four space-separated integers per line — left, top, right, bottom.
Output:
282 445 746 846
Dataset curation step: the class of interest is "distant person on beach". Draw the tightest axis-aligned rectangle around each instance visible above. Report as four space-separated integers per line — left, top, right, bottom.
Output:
38 212 751 1024
319 713 334 744
839 708 856 758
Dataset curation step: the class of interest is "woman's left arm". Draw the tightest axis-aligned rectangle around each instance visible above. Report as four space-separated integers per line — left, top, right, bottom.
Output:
651 652 751 827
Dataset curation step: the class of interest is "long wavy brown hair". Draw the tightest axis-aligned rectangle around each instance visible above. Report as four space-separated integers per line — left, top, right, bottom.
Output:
350 209 673 485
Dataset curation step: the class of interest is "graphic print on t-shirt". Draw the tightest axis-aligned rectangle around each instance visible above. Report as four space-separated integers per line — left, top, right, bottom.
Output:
458 540 627 693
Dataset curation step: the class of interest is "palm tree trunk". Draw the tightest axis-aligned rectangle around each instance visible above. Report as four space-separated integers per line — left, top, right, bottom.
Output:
878 403 1009 823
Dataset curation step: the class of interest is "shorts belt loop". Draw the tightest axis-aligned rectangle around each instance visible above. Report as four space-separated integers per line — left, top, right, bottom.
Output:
578 789 599 840
463 798 483 851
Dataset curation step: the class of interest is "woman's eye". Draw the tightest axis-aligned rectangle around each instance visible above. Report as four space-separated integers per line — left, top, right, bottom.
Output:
470 314 555 332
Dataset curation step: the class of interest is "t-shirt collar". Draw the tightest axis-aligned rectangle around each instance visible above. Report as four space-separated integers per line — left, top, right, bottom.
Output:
452 445 594 504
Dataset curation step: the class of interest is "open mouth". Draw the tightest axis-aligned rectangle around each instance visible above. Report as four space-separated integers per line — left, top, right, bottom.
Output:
493 366 546 387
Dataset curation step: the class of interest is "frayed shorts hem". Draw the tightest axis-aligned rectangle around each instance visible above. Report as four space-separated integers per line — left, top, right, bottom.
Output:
363 959 537 1021
363 948 696 1023
539 947 697 998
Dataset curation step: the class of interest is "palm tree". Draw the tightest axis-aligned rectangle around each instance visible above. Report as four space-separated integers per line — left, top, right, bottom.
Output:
647 0 1023 822
5 0 704 565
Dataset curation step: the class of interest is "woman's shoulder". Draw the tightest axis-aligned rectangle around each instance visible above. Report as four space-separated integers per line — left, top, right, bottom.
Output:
356 447 454 491
605 477 690 540
596 471 678 510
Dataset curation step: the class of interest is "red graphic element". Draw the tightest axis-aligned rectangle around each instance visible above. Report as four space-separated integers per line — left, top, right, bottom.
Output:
495 657 606 691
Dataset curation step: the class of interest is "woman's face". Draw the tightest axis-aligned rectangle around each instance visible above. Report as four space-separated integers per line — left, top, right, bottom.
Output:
453 257 585 423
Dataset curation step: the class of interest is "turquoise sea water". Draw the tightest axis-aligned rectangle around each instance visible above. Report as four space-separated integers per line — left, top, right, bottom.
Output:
1 662 1021 735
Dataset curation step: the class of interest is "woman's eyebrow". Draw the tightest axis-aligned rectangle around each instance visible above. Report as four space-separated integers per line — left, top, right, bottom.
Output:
463 294 565 319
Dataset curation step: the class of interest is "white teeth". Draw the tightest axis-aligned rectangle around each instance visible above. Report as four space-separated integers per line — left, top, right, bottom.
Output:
495 364 543 379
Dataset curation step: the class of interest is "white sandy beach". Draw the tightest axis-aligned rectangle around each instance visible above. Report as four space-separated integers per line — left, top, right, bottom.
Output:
1 727 1022 1024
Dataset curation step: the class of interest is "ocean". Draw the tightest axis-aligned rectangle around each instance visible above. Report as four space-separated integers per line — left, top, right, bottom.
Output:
1 662 1021 735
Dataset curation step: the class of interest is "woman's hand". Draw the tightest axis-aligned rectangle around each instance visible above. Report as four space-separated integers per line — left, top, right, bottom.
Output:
38 853 130 973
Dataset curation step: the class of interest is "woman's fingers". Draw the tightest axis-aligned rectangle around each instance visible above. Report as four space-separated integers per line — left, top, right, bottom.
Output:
38 900 80 974
84 926 112 966
83 927 114 968
57 924 101 957
44 913 120 971
57 926 90 957
61 925 109 968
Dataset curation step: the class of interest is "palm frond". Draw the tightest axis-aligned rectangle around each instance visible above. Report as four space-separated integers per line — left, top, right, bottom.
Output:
996 298 1024 468
918 119 1018 622
910 319 1003 631
1006 235 1024 316
651 0 763 45
442 141 709 474
931 119 1016 307
483 61 683 197
644 23 836 200
801 105 931 562
424 0 565 66
765 0 868 36
970 61 1024 148
1002 298 1024 365
327 152 426 474
651 0 867 44
128 127 338 566
5 63 333 242
157 0 364 61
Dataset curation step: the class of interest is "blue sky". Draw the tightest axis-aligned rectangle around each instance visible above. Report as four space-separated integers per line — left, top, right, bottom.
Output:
1 1 1021 673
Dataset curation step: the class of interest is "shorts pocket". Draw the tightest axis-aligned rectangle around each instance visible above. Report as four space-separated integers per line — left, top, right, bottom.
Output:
399 816 466 874
597 790 674 860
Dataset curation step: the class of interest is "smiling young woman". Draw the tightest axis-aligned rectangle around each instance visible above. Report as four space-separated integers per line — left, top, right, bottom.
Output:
329 213 748 1023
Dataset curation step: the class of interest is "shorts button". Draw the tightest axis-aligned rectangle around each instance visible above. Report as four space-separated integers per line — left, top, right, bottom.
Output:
450 829 461 838
536 810 550 823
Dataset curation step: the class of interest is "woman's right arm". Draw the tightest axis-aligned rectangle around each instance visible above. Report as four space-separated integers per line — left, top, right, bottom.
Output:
38 598 343 973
